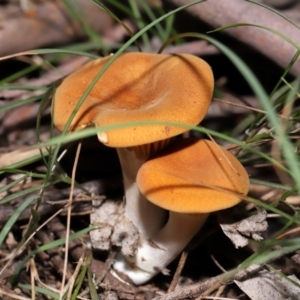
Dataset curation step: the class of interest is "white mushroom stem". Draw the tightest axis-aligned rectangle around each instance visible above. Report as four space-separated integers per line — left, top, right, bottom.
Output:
114 212 209 285
117 148 167 239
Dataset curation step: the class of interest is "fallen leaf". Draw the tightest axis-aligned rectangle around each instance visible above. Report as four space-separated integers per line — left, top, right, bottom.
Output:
0 147 49 168
90 199 139 256
235 269 300 300
220 207 268 248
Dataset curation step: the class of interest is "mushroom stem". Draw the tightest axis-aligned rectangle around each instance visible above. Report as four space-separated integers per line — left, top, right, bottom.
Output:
117 148 167 239
114 212 209 285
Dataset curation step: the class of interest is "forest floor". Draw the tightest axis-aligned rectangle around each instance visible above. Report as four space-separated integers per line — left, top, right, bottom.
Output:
1 1 300 299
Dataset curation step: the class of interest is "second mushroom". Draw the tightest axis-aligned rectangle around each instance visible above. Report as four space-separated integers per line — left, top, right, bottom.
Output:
114 138 249 284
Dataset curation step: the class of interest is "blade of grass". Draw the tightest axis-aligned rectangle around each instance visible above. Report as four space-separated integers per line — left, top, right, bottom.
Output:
39 121 287 172
246 0 300 31
128 0 151 50
0 183 50 205
159 32 300 194
208 23 300 50
87 253 99 300
36 85 55 168
221 237 300 283
0 49 99 62
238 237 300 270
0 96 41 113
269 49 300 100
101 0 134 17
249 178 294 191
61 0 102 44
0 84 47 91
93 1 142 52
0 174 30 194
71 254 91 300
0 195 39 247
9 225 98 286
139 0 168 41
0 169 46 178
18 284 59 300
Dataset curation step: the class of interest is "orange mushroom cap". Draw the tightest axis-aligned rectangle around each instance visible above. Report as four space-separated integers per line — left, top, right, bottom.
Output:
52 52 214 148
137 139 249 213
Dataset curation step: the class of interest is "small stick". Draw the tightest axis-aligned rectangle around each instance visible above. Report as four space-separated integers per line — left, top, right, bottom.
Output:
60 142 82 300
168 251 189 293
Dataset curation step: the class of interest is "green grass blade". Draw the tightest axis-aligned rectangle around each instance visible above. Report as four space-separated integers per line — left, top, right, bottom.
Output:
0 49 99 62
208 23 300 50
0 195 39 247
18 284 59 300
61 0 102 43
246 0 300 30
39 121 287 172
128 0 151 50
0 174 29 194
0 96 41 113
139 0 167 41
0 183 50 205
9 225 98 286
159 32 300 193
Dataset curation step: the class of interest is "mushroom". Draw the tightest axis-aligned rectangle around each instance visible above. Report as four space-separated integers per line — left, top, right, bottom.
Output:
52 52 214 241
114 138 249 284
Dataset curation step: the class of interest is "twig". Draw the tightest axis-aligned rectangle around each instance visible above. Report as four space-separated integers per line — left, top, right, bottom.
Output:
167 251 189 293
94 250 117 286
60 142 82 300
0 56 90 100
152 243 300 300
164 0 300 76
0 1 113 56
152 264 260 300
0 180 103 225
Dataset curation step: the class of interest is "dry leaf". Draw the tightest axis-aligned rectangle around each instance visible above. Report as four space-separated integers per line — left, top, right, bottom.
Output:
220 207 268 248
90 199 139 256
0 147 48 168
235 269 300 300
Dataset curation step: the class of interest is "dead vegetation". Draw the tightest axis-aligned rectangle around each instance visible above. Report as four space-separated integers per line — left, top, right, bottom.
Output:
1 0 300 299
